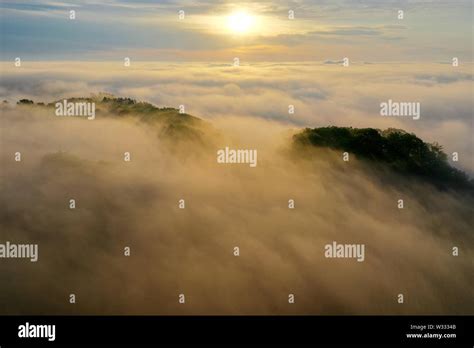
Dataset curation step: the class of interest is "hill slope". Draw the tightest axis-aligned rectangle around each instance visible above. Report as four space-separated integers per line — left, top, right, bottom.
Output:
293 126 473 191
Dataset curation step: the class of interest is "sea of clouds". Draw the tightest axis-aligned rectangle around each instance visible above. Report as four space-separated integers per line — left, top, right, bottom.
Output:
1 61 472 172
0 62 473 314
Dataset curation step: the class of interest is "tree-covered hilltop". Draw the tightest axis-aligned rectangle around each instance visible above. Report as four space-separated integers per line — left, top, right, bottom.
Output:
293 127 473 191
96 96 209 142
15 96 213 146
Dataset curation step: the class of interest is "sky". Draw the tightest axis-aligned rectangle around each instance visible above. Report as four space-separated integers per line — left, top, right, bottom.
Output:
0 1 473 315
0 0 472 62
0 1 473 172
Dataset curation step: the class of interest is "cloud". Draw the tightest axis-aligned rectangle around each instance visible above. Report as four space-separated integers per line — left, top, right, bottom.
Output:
0 100 473 314
414 73 472 84
312 27 382 36
0 61 472 174
323 60 345 64
1 0 471 61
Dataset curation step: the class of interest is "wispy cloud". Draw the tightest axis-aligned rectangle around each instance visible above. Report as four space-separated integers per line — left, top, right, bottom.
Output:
1 0 471 61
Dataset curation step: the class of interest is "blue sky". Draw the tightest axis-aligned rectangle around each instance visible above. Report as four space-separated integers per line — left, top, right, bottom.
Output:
1 0 472 61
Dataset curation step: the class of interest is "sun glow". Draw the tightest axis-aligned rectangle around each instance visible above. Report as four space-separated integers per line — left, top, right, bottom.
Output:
227 11 255 34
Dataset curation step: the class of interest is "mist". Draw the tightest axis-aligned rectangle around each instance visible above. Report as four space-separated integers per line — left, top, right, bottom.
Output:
0 103 473 315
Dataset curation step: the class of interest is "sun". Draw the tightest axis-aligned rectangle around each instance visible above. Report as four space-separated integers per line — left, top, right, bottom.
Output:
227 11 255 34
